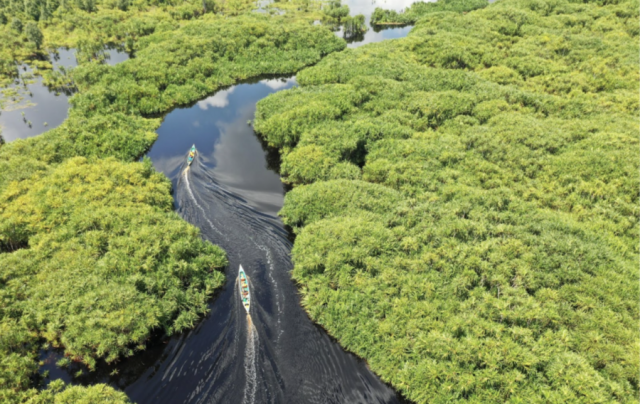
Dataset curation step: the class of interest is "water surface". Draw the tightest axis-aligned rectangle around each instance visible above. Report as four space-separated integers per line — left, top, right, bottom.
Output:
147 77 295 216
0 47 129 142
338 0 417 48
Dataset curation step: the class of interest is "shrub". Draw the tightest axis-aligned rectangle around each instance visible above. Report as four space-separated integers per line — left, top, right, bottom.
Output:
10 17 22 33
24 22 43 49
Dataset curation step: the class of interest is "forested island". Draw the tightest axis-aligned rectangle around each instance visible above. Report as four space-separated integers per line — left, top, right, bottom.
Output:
0 0 638 402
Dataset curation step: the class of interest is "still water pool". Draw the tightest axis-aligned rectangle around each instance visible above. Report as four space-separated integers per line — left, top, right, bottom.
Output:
0 47 129 142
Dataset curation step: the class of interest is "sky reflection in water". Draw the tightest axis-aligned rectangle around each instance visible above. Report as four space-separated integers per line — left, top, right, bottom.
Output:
147 77 296 216
339 0 418 47
0 48 129 142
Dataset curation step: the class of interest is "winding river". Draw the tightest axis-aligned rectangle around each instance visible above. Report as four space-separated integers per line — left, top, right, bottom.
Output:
26 1 421 402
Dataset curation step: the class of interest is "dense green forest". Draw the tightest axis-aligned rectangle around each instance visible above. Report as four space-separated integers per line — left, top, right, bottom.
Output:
0 1 345 402
255 0 639 402
2 0 638 402
0 0 261 89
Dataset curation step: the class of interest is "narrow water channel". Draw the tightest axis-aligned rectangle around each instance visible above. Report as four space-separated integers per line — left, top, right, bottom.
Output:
36 1 422 402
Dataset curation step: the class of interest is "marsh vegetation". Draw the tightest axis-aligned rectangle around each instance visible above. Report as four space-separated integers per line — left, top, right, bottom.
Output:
255 0 639 402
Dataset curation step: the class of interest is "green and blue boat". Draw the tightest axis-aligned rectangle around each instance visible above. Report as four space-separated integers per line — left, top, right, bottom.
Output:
187 144 196 166
238 265 250 313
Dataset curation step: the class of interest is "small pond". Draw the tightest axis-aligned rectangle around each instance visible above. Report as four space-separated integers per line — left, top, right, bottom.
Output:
0 47 129 142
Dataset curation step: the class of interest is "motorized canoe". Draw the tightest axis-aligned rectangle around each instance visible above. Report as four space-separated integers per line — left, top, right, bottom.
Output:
187 144 196 166
238 265 250 313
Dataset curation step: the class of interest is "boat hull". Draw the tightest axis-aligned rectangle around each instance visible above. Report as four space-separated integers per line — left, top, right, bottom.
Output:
238 266 250 313
187 145 196 166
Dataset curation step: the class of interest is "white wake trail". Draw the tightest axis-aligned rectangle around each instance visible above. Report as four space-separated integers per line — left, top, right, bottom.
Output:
255 242 284 343
184 171 226 240
242 316 258 404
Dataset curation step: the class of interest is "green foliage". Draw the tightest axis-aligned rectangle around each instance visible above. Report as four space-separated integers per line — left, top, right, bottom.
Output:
0 158 226 402
32 380 132 403
69 15 345 115
0 0 200 86
255 0 639 402
117 0 129 12
372 0 489 25
25 22 43 49
75 0 96 12
342 14 366 38
322 0 349 22
10 17 22 32
1 157 227 365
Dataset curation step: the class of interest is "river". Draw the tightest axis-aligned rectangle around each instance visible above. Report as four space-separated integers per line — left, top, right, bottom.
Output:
33 1 421 402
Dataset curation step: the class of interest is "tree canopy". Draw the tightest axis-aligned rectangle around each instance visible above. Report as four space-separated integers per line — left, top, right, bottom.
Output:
371 0 489 25
0 157 227 404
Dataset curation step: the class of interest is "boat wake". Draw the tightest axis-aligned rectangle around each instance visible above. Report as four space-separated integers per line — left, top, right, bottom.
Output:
183 168 227 241
120 158 404 404
242 315 258 404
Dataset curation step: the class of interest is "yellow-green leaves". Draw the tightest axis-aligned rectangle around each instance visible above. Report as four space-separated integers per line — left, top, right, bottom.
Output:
0 158 226 400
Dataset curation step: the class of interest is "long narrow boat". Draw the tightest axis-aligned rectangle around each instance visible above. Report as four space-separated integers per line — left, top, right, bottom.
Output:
187 144 197 166
238 265 250 313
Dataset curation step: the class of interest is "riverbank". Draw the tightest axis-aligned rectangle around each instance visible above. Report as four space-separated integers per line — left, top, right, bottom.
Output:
254 0 639 402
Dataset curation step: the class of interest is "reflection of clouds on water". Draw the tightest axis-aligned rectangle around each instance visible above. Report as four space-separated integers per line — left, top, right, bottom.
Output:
198 87 236 109
147 76 297 216
211 103 285 216
261 77 296 90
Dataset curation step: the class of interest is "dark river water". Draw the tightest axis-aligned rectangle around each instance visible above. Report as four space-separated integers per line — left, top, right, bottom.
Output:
29 1 422 402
